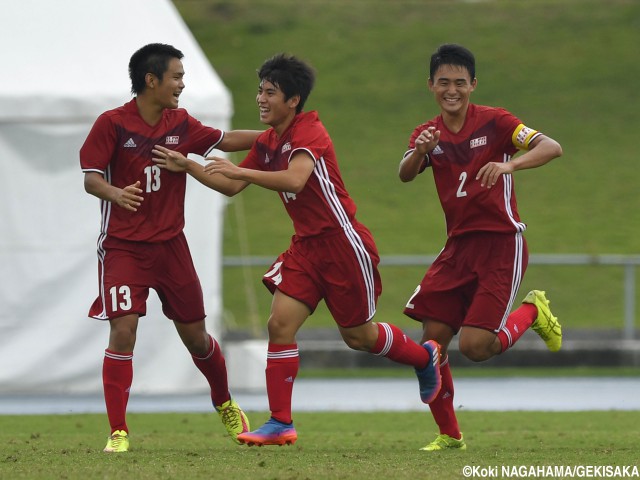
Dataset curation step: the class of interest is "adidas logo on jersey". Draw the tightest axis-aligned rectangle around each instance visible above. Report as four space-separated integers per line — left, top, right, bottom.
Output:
432 145 444 155
123 138 137 148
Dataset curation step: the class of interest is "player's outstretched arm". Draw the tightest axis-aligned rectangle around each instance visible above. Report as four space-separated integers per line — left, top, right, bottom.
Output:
204 151 314 194
84 172 143 212
218 130 263 152
152 145 248 197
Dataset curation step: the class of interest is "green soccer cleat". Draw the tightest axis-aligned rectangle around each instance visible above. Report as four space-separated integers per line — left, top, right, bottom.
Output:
103 430 129 453
216 398 250 444
523 290 562 352
420 433 467 451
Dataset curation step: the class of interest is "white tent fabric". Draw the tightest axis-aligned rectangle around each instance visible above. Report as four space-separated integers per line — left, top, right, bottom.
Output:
0 0 230 395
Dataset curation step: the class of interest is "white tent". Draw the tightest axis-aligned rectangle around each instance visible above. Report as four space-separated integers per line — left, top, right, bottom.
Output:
0 0 230 395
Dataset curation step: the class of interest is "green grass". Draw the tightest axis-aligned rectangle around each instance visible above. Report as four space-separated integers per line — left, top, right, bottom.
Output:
2 410 639 479
171 0 640 333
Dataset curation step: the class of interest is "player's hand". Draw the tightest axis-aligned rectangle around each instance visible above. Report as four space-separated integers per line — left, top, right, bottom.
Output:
415 126 440 155
476 161 515 188
203 156 243 179
152 145 188 172
114 181 143 212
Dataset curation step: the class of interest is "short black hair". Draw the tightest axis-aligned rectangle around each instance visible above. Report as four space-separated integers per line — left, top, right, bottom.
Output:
258 53 315 113
429 44 475 80
129 43 184 95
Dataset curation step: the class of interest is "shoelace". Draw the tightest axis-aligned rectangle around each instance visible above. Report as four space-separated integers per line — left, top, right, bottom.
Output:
533 313 560 339
220 405 241 429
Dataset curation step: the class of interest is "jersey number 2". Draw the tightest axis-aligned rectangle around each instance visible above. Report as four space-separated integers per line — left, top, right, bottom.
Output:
457 171 468 198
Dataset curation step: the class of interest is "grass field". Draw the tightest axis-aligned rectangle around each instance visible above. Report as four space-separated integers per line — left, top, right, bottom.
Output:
169 0 640 334
2 410 639 479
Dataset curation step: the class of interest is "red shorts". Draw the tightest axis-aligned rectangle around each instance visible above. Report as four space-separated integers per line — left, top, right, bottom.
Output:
403 232 528 333
89 232 205 323
262 222 382 328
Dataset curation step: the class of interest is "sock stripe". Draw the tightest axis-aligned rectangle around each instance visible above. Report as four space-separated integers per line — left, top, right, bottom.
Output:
376 322 393 356
499 326 514 348
105 350 133 361
267 348 299 360
192 335 215 361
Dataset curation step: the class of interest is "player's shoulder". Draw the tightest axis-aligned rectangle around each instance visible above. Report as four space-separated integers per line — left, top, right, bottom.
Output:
296 110 324 129
472 103 514 118
162 107 191 123
98 100 138 123
293 111 329 139
412 115 439 133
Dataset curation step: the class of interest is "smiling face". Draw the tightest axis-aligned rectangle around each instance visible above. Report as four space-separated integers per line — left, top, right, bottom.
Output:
256 79 299 135
149 57 185 109
428 64 476 119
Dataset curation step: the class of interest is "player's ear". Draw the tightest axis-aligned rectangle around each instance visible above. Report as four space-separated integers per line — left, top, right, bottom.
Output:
145 73 158 89
288 95 300 110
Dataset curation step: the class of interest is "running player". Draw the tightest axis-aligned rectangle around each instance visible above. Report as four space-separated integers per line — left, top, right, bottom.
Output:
152 53 441 446
398 44 563 451
80 43 260 452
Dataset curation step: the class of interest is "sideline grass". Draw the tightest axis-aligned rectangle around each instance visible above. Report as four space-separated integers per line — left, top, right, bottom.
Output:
2 411 638 479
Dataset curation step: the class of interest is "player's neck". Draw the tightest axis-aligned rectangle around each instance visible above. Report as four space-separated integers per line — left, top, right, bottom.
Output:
135 96 164 127
441 110 467 134
272 111 297 138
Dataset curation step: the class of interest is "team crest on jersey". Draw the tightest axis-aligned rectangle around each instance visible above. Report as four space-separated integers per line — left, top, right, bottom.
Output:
432 145 444 155
166 136 179 145
470 136 487 149
281 142 292 154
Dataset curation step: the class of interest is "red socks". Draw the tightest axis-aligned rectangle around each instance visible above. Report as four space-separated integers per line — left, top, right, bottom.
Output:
497 303 538 352
428 356 461 439
265 343 299 424
372 322 429 368
103 349 133 434
192 335 231 407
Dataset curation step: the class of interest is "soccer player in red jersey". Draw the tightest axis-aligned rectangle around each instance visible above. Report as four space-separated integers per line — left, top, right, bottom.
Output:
80 43 261 452
399 44 564 451
152 53 440 446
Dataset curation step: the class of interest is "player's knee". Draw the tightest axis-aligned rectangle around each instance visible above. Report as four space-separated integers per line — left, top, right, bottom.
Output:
458 341 492 362
109 329 136 352
339 323 378 352
342 335 369 351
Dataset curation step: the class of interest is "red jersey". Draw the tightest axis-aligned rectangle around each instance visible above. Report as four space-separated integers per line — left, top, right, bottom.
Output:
80 99 223 242
405 104 541 238
239 111 358 238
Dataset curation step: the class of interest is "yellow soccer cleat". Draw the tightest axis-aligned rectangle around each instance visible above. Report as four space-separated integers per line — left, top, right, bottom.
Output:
216 398 250 444
103 430 129 453
523 290 562 352
420 433 467 451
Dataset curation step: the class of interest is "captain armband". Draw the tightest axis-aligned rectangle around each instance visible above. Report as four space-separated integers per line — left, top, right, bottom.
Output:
512 124 540 150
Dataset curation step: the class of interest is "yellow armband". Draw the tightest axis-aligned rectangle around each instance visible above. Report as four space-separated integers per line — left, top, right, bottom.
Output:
512 124 539 150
